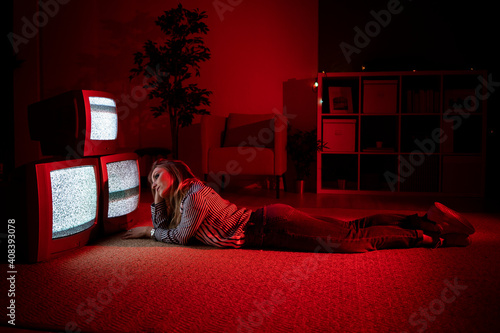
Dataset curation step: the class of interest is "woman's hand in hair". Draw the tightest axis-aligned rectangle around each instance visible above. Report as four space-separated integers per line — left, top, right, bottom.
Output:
153 183 164 204
122 227 153 240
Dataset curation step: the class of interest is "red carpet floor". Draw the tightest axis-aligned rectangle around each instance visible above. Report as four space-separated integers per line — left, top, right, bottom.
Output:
1 192 499 333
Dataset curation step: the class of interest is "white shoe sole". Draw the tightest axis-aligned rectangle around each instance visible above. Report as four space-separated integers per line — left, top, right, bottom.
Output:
427 202 475 235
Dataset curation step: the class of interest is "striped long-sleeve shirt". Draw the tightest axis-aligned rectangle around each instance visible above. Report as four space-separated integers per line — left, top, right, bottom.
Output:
151 181 253 248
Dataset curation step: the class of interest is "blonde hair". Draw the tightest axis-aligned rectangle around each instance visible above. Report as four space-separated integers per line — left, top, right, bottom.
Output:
149 159 199 228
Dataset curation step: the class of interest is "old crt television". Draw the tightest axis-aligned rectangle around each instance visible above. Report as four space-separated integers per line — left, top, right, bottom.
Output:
12 158 100 263
99 153 141 235
28 90 118 157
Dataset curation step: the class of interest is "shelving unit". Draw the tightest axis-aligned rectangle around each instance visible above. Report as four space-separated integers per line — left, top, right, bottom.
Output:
316 70 487 196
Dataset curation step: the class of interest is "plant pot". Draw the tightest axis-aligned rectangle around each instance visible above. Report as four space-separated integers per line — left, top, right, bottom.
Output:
295 180 305 194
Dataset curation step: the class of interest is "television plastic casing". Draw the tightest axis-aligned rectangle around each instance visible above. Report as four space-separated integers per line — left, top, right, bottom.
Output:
98 153 141 235
28 90 118 157
14 158 101 263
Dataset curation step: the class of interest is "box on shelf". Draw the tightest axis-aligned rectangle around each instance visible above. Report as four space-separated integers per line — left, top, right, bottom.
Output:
322 119 356 152
363 80 398 114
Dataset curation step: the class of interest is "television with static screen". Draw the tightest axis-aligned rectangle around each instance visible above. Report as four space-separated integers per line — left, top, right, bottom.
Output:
28 90 118 157
98 153 141 235
12 158 100 263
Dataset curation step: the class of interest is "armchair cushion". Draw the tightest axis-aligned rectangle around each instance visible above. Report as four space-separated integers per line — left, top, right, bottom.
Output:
222 119 274 148
201 113 287 178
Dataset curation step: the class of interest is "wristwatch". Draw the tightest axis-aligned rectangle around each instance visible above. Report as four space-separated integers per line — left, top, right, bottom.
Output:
150 228 155 238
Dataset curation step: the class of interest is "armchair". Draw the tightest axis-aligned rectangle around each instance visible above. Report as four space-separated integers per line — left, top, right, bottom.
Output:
201 113 287 198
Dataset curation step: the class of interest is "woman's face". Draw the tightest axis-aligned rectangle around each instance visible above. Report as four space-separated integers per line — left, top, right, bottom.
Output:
151 167 174 198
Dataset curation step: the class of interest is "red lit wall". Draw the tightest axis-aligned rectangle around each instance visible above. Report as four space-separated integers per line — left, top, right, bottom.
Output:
12 0 318 169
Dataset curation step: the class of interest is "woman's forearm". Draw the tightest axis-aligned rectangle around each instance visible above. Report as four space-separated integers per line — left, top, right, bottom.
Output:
151 201 170 229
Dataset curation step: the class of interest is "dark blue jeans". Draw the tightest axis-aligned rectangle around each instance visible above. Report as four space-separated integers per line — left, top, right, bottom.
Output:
244 204 424 253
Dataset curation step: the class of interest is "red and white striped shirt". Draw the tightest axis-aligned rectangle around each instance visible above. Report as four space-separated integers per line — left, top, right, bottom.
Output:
151 181 252 248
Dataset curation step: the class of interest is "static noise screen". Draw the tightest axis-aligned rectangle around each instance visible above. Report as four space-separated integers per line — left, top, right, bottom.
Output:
106 159 140 218
50 165 98 239
89 96 118 141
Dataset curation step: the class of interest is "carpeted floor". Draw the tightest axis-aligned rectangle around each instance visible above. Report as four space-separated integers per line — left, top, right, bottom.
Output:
1 190 499 333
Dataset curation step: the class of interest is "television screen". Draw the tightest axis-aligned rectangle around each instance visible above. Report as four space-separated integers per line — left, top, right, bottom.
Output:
10 158 100 263
106 159 140 218
50 165 98 239
99 153 141 235
28 90 118 157
88 95 118 141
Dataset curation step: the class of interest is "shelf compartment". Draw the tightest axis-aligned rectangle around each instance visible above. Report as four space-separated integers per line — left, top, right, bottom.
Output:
362 79 398 114
360 115 398 152
401 75 441 114
360 154 398 191
320 154 358 190
443 73 485 114
321 77 359 114
322 117 357 152
400 115 441 153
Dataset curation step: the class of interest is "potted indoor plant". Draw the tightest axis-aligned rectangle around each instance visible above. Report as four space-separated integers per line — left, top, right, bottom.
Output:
130 3 212 159
286 128 327 193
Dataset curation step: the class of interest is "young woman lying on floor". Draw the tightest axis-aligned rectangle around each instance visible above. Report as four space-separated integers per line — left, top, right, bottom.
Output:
122 159 475 252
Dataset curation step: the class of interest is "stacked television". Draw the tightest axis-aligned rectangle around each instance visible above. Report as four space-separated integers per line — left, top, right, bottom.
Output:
16 90 141 263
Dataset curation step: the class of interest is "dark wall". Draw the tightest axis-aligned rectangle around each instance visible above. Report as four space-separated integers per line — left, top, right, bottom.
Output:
319 0 500 72
3 1 14 180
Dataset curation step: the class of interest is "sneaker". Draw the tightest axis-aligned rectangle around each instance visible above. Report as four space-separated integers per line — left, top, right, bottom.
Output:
426 202 475 235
